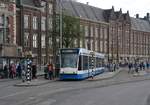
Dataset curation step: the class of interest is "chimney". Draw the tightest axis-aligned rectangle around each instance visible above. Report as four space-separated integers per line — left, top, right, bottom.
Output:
136 14 139 18
86 2 89 5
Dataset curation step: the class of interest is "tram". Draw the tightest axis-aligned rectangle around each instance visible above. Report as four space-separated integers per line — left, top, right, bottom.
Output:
59 48 106 80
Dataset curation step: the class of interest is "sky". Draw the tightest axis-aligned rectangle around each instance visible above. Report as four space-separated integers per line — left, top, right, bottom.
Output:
77 0 150 18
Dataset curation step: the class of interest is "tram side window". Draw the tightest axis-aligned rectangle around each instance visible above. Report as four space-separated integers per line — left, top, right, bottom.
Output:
83 56 88 70
99 58 104 67
78 55 82 71
96 58 100 67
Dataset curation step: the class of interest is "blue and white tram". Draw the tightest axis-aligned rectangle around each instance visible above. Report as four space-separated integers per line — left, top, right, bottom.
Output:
59 48 105 80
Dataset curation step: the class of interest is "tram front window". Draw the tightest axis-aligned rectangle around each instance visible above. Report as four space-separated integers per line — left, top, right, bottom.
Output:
61 54 78 68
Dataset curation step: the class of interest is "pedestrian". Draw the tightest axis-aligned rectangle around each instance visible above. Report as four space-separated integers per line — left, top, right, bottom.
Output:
134 63 139 74
48 63 53 80
113 63 116 72
21 64 26 82
32 63 37 79
12 63 16 79
16 63 22 78
9 63 16 79
139 62 143 71
3 64 8 78
128 63 131 73
44 63 48 79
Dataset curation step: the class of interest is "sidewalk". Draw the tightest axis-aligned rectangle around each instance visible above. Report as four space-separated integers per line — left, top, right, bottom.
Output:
88 69 121 81
133 70 149 76
14 78 57 87
0 78 20 82
14 68 150 87
0 70 45 83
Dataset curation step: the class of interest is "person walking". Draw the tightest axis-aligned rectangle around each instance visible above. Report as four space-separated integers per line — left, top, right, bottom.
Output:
16 63 22 78
134 62 139 74
21 64 26 82
9 63 16 79
128 63 132 74
12 63 16 79
48 63 53 80
44 63 48 79
3 64 8 78
32 63 37 79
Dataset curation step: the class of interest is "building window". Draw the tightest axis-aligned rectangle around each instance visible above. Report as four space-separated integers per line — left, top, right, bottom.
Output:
0 16 3 43
95 40 98 52
24 32 29 47
85 40 89 49
85 26 88 37
41 34 45 48
104 41 107 53
49 37 52 48
80 25 84 36
104 28 107 39
100 28 103 39
100 41 103 52
80 40 83 48
0 30 3 43
33 16 37 30
41 17 46 31
95 27 98 38
24 15 29 29
74 39 78 47
0 16 3 24
33 34 37 48
49 3 53 14
49 17 52 30
90 26 93 37
91 40 93 51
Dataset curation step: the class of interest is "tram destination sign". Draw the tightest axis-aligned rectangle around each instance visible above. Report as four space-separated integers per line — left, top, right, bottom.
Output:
61 49 79 53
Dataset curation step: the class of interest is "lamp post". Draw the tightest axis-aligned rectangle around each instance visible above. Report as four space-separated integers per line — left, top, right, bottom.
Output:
59 0 63 49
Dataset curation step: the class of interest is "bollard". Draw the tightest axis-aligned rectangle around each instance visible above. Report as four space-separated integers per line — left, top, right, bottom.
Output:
26 61 32 83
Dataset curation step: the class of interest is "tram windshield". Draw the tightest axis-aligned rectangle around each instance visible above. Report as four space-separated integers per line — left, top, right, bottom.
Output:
61 53 78 68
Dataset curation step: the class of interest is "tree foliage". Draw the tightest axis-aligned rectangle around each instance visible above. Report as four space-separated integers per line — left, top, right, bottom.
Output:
58 11 83 48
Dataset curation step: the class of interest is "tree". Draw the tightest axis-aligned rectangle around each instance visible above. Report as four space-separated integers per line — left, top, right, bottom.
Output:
60 12 83 48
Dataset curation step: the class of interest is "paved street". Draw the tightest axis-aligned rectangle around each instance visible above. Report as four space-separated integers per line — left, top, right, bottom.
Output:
0 69 150 105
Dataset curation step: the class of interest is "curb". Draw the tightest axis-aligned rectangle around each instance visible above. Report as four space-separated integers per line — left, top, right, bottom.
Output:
14 79 58 87
0 78 20 82
87 70 121 81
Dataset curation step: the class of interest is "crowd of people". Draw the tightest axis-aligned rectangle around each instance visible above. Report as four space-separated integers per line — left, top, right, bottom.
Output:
105 62 119 72
1 59 150 81
0 62 37 81
128 61 150 74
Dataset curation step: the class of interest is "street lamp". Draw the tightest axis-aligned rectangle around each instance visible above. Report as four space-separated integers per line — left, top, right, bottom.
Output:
59 0 63 49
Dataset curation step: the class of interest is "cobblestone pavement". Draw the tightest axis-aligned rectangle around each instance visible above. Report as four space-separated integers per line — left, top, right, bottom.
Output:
1 68 150 89
88 68 150 88
1 68 150 105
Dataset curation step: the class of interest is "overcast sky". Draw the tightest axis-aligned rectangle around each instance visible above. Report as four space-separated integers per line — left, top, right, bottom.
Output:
77 0 150 18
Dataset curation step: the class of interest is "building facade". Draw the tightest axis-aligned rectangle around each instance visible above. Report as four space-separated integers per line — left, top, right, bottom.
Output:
0 0 17 67
59 0 150 63
14 0 150 67
16 0 53 65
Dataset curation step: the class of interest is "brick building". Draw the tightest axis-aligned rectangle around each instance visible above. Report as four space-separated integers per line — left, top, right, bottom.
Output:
16 0 53 65
59 0 150 63
0 0 17 66
15 0 150 66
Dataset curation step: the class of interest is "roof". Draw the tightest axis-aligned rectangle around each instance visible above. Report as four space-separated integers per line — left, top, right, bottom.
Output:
21 0 150 33
21 0 35 7
131 17 150 32
58 0 106 22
